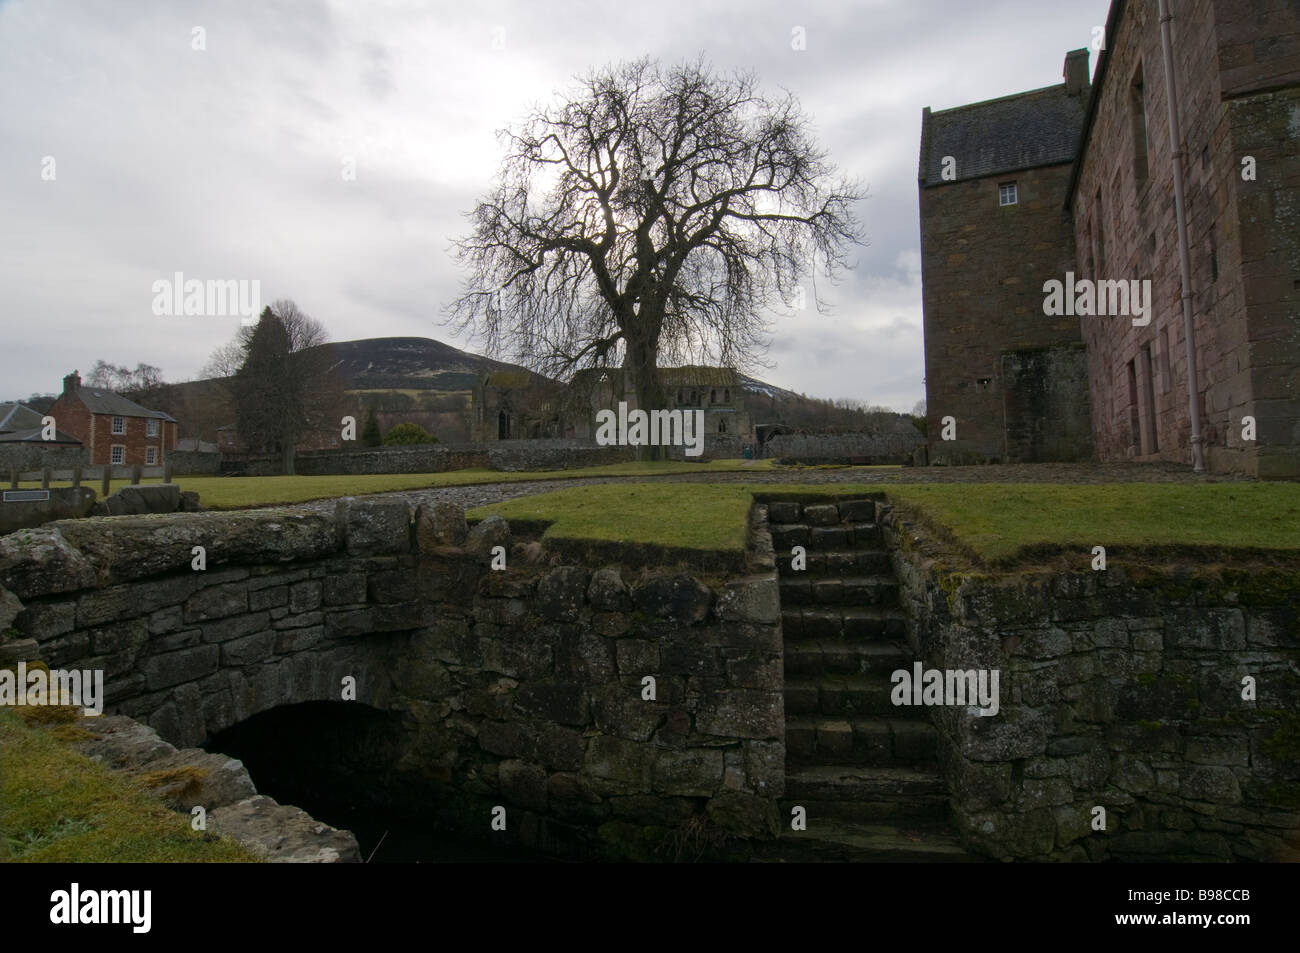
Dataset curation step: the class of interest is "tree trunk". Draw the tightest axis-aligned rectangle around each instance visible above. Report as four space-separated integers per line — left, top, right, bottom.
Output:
624 333 664 461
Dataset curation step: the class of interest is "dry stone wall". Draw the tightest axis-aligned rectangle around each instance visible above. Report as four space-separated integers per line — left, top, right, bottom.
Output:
882 506 1300 862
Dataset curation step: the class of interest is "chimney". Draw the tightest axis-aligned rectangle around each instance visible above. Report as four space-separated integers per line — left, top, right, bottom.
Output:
62 370 81 395
1064 48 1090 97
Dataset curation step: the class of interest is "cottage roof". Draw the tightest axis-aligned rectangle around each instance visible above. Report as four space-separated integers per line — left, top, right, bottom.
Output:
918 83 1088 188
0 402 44 432
75 388 176 422
0 427 82 445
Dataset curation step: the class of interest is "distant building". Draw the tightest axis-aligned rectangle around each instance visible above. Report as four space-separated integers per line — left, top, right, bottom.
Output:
216 425 342 454
567 366 755 446
0 402 46 435
47 371 176 467
471 370 564 441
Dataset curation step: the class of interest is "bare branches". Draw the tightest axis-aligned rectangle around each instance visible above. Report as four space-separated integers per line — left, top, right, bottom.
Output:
446 56 865 393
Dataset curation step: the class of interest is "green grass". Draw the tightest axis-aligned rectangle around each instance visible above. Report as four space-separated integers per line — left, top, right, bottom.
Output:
16 458 785 510
471 481 1300 566
0 707 260 862
470 483 757 552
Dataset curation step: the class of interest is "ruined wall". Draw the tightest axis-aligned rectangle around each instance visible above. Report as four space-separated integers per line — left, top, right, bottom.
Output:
1000 345 1094 462
222 440 638 476
0 500 784 856
764 430 925 465
882 506 1300 862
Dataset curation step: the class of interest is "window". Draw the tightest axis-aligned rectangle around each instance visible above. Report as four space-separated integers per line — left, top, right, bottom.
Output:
111 416 125 435
146 447 157 465
146 418 159 437
1131 65 1149 186
110 446 125 465
998 182 1018 206
718 419 727 434
710 388 717 404
723 388 730 403
1139 344 1159 452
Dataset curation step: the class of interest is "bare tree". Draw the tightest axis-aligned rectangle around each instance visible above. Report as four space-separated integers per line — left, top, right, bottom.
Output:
85 360 165 396
229 299 340 474
201 340 246 379
448 57 864 452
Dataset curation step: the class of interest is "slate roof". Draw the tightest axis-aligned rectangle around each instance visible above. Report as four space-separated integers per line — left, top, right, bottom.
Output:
918 83 1088 188
73 387 176 422
0 427 82 444
570 366 741 388
0 402 44 432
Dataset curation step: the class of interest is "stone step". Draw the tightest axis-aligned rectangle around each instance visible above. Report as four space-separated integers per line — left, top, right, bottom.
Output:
784 764 950 818
775 549 892 576
783 607 908 641
783 640 911 679
784 715 939 765
758 820 981 863
770 522 882 552
767 500 878 526
780 575 900 607
782 668 898 711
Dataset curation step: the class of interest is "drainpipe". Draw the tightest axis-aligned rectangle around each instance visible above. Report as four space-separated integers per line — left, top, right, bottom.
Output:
1157 0 1206 472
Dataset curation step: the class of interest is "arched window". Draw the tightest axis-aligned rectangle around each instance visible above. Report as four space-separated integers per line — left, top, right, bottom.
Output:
718 419 727 434
710 388 717 404
690 390 697 405
677 389 683 404
723 388 730 403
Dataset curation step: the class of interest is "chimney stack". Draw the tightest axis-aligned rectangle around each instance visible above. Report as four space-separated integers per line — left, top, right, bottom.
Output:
62 370 80 395
1064 48 1090 96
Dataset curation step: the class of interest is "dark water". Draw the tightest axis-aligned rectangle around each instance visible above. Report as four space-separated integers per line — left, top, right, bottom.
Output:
204 701 564 863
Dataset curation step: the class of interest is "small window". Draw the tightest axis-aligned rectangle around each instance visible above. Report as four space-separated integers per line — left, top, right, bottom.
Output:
718 419 727 434
998 183 1018 206
111 416 125 435
977 377 993 391
147 418 159 437
146 447 157 465
723 388 730 403
110 446 125 465
710 388 717 404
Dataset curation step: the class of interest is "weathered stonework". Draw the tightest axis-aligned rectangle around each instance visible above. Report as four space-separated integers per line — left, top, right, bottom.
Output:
0 500 785 858
882 504 1300 861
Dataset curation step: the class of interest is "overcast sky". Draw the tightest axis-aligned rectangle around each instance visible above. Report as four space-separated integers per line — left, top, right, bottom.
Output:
0 0 1109 413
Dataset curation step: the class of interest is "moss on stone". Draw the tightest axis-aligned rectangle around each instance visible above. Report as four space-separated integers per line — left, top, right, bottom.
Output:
1259 711 1300 762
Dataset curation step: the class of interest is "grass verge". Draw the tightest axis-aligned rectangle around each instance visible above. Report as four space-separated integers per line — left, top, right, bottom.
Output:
0 707 259 862
471 481 1300 569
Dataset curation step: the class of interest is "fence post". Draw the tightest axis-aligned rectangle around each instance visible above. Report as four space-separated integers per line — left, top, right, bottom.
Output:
101 467 111 497
72 466 82 488
131 465 141 486
41 467 51 489
164 461 173 484
8 468 16 489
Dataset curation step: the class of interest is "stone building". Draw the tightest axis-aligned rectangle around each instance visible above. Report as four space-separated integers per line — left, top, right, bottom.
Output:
471 370 565 441
919 0 1299 476
567 366 755 448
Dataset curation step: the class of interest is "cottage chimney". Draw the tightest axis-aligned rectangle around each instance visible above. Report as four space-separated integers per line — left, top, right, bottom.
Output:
62 370 81 395
1064 48 1090 96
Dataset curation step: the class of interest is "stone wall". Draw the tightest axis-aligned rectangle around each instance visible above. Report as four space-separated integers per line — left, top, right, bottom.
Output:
222 439 638 476
0 444 88 475
169 449 222 475
1072 0 1300 477
1000 345 1094 463
764 430 925 465
882 506 1300 862
0 499 785 857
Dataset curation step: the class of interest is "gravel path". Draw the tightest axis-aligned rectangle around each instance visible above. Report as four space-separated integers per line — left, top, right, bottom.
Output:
269 461 1253 516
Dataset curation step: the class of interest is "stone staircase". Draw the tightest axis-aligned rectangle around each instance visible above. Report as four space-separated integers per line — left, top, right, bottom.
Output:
763 496 978 862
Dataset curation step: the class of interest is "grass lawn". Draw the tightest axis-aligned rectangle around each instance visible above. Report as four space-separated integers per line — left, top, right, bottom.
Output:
470 481 1300 567
0 706 259 862
17 458 792 510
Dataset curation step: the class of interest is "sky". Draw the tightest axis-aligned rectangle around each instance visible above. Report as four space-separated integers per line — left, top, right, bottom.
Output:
0 0 1111 414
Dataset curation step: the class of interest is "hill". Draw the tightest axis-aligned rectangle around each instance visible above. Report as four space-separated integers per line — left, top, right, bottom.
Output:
323 336 540 393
